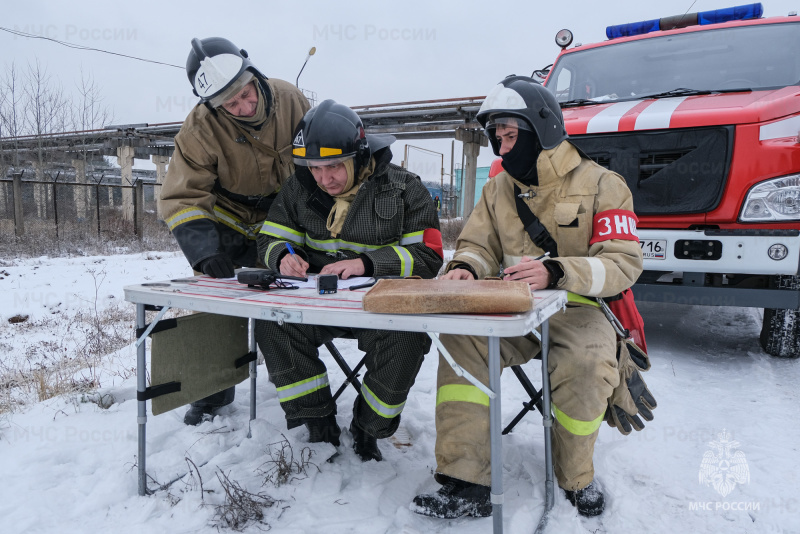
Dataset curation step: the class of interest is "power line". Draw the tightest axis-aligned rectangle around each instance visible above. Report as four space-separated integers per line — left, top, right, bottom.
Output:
0 26 182 69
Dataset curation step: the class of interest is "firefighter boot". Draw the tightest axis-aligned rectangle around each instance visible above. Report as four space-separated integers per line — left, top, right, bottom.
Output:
183 387 235 426
564 481 605 517
411 474 492 518
305 415 341 447
183 405 214 426
350 421 382 462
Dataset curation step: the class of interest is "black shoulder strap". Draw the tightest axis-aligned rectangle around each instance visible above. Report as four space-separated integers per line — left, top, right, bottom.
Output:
297 170 335 220
513 184 559 258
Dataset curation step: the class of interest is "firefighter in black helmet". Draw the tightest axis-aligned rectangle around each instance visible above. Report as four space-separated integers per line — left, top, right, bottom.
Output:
255 99 444 461
412 76 650 519
158 37 310 425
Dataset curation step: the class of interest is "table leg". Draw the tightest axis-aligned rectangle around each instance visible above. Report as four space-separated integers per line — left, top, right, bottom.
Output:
248 319 257 438
535 319 554 533
136 303 147 496
541 320 554 509
488 336 503 534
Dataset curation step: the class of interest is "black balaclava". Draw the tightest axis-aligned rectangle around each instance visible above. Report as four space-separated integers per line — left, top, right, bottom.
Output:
500 128 542 186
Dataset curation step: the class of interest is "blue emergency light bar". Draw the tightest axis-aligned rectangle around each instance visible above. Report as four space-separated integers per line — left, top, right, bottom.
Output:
606 3 763 39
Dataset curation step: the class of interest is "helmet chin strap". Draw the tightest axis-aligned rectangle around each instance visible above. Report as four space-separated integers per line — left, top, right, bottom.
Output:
500 129 542 185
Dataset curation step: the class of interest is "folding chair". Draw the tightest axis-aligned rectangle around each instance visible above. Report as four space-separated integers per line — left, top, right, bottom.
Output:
502 365 544 435
323 341 367 401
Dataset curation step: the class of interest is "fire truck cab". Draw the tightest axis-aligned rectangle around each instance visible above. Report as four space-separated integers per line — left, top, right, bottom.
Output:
542 3 800 357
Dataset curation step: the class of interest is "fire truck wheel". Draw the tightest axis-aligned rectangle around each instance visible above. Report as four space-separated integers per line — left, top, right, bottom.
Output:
760 275 800 359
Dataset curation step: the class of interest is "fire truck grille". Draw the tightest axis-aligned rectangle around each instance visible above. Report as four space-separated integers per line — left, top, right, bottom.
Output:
570 126 733 215
588 154 612 169
638 150 695 180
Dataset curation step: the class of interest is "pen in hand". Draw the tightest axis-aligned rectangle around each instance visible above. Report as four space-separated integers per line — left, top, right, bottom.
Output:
501 252 551 280
285 243 304 270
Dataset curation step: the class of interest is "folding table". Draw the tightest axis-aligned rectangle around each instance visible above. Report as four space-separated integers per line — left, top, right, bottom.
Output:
124 276 567 533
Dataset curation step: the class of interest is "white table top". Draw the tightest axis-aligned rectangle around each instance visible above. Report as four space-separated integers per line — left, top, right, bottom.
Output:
124 276 567 338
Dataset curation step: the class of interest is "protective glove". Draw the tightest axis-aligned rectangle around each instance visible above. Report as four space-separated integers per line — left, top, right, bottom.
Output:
198 254 235 278
605 339 657 435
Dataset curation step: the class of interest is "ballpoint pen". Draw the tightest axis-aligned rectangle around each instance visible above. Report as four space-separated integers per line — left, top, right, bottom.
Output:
349 275 407 291
285 243 303 269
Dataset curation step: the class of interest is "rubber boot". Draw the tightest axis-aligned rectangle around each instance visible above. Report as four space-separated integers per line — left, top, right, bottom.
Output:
184 386 235 426
305 415 341 447
564 481 605 517
350 421 382 462
183 405 214 426
411 474 492 518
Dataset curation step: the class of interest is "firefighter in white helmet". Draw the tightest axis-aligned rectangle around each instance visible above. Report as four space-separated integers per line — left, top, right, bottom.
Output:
158 37 309 425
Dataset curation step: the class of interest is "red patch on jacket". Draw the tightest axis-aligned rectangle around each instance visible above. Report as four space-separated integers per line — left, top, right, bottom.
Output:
489 159 504 178
589 209 639 245
423 228 444 258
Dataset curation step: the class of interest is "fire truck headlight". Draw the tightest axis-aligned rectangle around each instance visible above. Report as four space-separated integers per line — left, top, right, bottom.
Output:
741 174 800 222
768 244 789 261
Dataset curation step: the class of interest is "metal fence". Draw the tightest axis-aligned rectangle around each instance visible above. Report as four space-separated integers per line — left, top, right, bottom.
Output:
0 178 177 257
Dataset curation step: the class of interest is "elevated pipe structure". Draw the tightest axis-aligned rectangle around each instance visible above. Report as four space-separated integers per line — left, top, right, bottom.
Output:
0 95 489 217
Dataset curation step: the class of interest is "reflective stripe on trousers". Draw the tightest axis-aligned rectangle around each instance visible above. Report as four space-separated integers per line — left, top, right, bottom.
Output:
276 372 329 403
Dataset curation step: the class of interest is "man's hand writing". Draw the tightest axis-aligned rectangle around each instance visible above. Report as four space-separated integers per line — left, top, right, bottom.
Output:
280 253 309 277
503 256 550 289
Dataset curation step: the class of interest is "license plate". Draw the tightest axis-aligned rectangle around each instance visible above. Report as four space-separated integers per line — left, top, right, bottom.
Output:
640 239 667 260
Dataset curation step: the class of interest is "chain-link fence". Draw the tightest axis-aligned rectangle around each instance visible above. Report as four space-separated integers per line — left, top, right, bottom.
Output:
0 178 177 258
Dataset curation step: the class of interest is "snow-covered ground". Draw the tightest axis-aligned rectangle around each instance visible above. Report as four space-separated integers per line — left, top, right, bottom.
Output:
1 252 799 534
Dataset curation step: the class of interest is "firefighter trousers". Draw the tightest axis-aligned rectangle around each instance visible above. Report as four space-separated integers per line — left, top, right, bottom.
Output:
255 320 430 438
434 305 619 491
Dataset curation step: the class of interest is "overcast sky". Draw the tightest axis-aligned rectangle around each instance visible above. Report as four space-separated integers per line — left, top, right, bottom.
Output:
3 0 798 178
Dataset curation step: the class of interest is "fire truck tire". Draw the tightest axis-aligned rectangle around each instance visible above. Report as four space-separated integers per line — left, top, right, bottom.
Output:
760 275 800 359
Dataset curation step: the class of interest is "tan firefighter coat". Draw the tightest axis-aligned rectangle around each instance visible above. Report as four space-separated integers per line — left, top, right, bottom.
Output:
449 140 643 297
158 77 309 268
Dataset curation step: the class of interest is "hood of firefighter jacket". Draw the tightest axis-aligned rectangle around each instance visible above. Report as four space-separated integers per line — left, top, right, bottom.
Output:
500 129 542 185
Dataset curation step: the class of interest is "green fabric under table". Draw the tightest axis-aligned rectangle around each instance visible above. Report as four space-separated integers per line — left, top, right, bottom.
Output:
150 312 249 415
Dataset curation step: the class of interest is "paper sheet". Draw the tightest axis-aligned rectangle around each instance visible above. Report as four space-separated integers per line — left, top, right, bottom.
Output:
290 275 373 290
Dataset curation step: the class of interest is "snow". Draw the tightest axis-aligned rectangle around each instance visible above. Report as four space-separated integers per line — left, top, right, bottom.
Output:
1 252 799 534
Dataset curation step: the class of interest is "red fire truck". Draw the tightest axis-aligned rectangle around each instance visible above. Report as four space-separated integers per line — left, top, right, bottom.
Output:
541 3 800 357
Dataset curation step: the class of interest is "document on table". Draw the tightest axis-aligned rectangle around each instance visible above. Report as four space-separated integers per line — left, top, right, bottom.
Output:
290 275 373 290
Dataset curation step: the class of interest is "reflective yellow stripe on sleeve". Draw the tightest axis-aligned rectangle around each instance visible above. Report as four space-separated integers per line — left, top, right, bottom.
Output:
436 384 490 408
392 246 414 277
305 235 384 254
260 221 306 244
398 230 424 246
164 207 215 231
265 240 289 265
552 403 604 436
213 205 260 239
